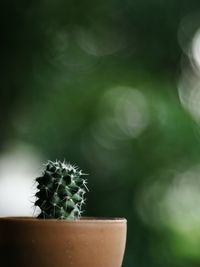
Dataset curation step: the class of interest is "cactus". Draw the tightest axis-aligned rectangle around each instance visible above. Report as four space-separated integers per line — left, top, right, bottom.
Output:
35 160 88 220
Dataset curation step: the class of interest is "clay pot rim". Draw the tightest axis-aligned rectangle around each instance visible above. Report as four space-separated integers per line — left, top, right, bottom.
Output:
0 216 127 223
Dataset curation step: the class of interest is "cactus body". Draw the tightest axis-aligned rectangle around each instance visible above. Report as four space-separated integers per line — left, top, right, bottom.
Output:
35 160 88 220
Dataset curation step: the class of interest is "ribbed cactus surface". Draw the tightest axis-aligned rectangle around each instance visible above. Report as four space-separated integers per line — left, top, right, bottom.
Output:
35 160 88 220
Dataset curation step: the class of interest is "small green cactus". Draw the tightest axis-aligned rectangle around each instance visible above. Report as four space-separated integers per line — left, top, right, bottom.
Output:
35 160 88 220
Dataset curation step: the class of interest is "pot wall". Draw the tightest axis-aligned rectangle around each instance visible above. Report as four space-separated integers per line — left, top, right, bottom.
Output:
0 217 127 267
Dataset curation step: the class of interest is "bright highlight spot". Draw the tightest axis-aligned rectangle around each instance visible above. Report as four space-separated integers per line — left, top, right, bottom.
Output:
0 142 42 216
191 28 200 70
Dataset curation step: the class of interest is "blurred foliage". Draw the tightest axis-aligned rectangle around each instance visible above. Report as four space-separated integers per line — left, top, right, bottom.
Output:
2 0 200 267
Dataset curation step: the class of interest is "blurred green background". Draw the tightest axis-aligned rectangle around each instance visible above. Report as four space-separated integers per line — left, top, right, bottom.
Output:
2 0 200 266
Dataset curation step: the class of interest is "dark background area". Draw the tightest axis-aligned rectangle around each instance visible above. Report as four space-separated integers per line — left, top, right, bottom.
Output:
1 1 200 266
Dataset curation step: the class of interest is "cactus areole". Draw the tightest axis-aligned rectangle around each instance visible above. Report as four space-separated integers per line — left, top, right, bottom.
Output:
35 160 88 220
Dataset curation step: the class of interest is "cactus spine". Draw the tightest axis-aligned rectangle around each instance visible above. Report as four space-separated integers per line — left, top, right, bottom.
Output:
35 160 88 220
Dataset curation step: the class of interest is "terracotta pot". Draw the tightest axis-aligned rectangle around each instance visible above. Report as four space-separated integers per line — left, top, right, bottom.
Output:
0 217 127 267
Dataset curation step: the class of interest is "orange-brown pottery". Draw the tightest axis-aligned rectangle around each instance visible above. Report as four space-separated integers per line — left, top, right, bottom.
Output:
0 217 127 267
